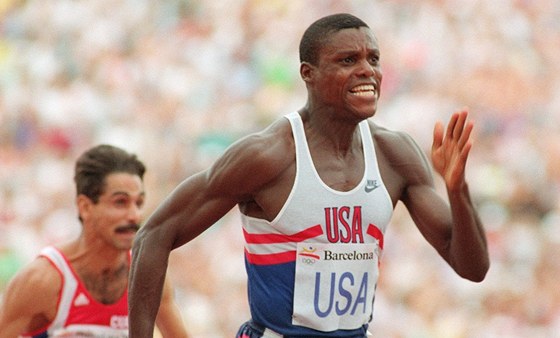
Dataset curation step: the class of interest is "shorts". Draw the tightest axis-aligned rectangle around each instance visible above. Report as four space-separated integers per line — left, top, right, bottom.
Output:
236 320 283 338
235 320 371 338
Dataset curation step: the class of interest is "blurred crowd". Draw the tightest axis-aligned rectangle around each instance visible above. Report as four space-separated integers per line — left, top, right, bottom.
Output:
1 0 559 337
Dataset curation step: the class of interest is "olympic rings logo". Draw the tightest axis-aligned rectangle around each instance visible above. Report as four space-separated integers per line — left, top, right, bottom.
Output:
300 257 318 265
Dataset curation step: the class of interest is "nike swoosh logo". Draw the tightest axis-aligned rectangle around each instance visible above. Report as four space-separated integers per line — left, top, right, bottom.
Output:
365 180 380 193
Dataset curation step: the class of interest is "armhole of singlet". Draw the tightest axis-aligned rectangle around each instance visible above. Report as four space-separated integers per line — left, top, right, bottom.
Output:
260 112 305 224
240 113 303 226
39 247 79 334
285 112 321 182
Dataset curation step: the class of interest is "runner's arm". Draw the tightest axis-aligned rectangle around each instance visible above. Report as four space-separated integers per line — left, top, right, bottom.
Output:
399 111 489 281
129 130 286 337
0 258 61 338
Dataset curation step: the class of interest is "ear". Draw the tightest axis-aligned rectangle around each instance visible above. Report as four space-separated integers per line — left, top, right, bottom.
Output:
76 194 92 222
300 62 314 82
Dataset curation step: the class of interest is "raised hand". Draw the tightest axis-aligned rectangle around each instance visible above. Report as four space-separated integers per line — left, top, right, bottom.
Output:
431 109 474 191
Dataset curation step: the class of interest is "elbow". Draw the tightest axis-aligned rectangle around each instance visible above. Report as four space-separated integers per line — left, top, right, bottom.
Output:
463 270 487 283
458 256 490 283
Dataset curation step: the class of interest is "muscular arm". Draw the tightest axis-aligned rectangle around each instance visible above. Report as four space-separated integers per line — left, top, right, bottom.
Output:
0 258 60 338
128 169 239 336
395 110 489 282
129 122 292 337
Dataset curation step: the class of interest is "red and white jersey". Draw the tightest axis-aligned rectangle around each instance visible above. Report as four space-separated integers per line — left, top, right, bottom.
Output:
23 246 128 338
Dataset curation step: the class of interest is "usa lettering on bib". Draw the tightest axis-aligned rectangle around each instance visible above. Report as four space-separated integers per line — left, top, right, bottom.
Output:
292 242 379 331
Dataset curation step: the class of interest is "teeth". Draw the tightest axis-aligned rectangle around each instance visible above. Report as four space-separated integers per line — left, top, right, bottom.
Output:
351 84 376 96
352 85 375 91
351 85 375 95
353 91 374 96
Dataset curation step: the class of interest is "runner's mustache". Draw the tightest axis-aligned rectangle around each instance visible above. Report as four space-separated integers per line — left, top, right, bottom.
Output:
115 224 140 232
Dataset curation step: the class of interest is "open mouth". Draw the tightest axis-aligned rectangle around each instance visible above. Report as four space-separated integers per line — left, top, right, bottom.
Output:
350 84 377 97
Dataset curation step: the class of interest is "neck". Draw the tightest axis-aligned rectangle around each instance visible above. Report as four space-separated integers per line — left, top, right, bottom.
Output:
63 238 129 273
299 106 363 156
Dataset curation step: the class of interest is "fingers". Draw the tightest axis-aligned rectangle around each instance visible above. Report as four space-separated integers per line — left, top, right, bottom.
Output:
453 110 467 139
445 112 459 140
434 108 475 150
461 141 472 163
458 121 474 149
432 121 444 151
445 109 472 147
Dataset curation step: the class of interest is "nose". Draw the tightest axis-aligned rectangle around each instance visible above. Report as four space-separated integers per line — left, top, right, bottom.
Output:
127 204 142 223
357 59 375 78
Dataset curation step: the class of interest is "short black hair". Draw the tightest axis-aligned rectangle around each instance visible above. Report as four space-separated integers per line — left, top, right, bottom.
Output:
299 13 370 65
74 144 146 203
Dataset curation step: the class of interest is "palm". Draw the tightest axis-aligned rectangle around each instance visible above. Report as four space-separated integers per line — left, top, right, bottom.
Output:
431 110 473 190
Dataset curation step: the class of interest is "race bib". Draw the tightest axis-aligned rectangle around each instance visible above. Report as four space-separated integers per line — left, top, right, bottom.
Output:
292 242 379 331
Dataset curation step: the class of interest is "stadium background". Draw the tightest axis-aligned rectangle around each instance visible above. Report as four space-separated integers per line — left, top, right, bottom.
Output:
1 0 559 337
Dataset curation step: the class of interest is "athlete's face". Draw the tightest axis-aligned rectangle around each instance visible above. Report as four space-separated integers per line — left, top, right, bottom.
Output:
304 27 382 120
79 172 145 250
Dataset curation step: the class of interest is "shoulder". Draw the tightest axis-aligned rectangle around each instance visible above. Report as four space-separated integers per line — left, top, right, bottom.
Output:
368 121 433 185
369 122 425 163
16 256 62 300
7 256 62 299
206 117 294 197
0 256 62 329
224 117 293 167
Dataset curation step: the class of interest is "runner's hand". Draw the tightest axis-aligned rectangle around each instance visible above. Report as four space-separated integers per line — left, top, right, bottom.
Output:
431 109 474 191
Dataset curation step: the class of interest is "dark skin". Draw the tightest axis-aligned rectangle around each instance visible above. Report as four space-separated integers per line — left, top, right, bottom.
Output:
129 26 489 336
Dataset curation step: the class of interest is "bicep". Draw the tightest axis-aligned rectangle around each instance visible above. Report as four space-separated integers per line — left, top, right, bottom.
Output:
141 170 238 250
142 133 286 249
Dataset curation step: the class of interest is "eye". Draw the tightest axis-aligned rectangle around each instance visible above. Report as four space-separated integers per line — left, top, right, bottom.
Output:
114 198 129 207
342 56 355 64
368 54 380 65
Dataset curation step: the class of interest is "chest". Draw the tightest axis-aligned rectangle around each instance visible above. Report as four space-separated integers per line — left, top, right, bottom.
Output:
309 147 366 192
251 151 366 222
76 265 128 305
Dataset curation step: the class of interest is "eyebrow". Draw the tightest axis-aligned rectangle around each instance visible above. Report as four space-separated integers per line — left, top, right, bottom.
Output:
109 191 146 198
333 46 379 55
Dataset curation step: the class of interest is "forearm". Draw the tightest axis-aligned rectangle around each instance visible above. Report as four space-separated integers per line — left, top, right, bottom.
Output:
129 229 171 337
447 181 490 281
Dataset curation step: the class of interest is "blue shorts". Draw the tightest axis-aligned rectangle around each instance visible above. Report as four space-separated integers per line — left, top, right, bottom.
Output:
236 320 370 338
236 320 281 338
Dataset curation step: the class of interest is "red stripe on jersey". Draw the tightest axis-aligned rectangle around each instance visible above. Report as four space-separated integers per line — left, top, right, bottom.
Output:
243 224 323 244
366 223 384 249
245 248 297 265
